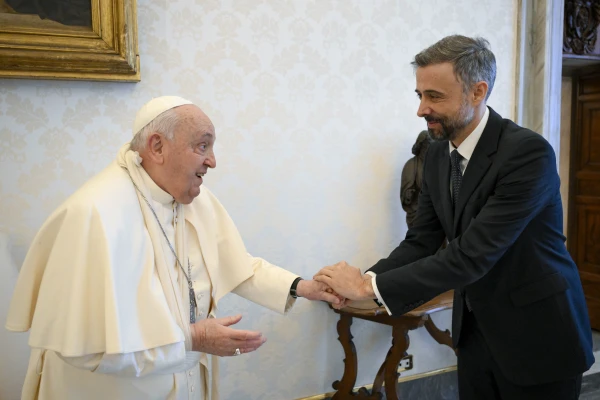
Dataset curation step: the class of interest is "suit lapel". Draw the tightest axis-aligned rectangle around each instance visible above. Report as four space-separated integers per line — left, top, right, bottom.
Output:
453 107 502 234
438 144 455 238
453 149 491 233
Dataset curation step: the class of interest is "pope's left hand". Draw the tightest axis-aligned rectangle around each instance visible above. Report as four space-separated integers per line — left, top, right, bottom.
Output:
296 279 347 309
313 261 375 301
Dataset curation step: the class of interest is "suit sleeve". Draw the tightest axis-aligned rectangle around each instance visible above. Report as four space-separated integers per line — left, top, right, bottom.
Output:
368 147 446 275
374 134 558 315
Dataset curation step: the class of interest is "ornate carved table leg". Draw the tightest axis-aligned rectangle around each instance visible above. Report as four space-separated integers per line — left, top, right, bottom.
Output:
370 348 391 399
424 317 455 354
331 314 382 400
384 323 410 400
332 314 358 399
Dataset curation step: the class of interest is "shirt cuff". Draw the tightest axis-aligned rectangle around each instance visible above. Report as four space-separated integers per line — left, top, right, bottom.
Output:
182 351 202 372
284 293 296 314
365 272 392 315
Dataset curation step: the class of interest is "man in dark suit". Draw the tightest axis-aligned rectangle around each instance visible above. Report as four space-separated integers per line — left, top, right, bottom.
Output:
315 35 594 399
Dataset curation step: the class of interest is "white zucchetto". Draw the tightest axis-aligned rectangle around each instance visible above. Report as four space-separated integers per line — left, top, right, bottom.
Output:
132 96 192 135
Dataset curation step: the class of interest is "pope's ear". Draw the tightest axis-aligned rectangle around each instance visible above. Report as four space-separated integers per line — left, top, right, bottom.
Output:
146 133 165 163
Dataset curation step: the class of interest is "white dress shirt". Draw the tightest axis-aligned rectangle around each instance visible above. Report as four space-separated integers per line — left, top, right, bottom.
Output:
368 107 490 315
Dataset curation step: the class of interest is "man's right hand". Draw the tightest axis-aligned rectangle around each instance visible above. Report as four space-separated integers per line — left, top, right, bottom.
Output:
190 314 266 357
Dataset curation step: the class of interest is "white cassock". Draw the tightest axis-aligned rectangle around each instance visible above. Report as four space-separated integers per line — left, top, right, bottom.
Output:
5 144 298 400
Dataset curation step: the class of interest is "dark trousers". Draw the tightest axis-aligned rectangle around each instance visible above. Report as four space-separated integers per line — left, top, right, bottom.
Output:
457 310 582 400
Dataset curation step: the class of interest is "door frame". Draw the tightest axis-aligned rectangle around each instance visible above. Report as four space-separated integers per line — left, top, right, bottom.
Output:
514 0 564 168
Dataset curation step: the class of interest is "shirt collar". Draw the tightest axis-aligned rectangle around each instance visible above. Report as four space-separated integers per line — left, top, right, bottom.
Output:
139 165 175 205
448 106 490 161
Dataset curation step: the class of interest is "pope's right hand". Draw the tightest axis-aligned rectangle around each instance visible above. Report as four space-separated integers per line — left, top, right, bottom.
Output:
190 314 266 357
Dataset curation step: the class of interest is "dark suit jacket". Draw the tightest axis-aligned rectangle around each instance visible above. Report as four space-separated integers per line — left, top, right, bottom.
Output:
368 107 594 386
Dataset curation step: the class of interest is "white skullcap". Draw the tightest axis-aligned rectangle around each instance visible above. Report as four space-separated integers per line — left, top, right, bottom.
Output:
132 96 193 135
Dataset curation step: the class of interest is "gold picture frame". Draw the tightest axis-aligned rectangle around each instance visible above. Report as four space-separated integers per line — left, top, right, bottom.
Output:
0 0 139 82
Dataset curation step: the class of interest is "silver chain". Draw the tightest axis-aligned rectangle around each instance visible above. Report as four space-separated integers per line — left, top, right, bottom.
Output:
122 167 197 323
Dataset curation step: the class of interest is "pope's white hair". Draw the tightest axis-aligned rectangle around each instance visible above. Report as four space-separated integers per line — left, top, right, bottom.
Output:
130 108 181 152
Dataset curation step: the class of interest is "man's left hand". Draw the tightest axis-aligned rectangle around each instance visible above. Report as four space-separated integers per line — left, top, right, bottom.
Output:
296 279 347 309
313 261 375 301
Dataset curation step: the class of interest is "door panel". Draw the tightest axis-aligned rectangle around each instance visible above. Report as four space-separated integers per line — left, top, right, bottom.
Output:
569 73 600 330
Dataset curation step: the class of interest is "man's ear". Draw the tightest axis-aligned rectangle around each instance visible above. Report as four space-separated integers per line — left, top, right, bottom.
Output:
472 81 489 105
146 133 165 164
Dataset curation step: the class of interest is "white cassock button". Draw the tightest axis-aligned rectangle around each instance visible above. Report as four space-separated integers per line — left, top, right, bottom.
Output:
188 370 193 376
197 293 203 301
191 385 194 392
198 310 204 317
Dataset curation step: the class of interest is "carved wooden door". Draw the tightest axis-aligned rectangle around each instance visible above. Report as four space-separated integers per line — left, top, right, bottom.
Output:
569 72 600 330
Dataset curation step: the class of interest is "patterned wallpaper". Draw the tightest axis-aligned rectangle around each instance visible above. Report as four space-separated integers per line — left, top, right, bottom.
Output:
0 1 517 399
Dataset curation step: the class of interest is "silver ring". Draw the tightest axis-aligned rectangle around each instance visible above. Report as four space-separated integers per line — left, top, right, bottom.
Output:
233 348 241 356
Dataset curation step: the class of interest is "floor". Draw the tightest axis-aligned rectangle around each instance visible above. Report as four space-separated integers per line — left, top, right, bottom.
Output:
581 330 600 399
366 371 600 400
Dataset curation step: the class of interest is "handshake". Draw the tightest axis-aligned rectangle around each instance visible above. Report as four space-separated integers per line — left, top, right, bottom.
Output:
190 261 379 357
299 261 377 310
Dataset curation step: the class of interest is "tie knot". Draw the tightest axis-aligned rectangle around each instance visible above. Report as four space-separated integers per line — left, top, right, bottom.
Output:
451 149 463 167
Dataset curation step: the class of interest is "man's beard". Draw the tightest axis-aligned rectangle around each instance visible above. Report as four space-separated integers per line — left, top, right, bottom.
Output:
425 102 475 142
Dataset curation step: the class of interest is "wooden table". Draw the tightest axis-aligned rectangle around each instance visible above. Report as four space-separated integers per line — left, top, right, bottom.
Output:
329 291 455 400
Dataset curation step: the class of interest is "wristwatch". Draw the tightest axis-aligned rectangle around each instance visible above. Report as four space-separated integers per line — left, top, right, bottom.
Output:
290 277 303 298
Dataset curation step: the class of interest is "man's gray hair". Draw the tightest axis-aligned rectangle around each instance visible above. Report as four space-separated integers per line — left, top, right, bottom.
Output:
130 108 181 151
412 35 496 100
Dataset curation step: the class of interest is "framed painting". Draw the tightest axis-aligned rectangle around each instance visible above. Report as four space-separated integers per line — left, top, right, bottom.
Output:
0 0 139 82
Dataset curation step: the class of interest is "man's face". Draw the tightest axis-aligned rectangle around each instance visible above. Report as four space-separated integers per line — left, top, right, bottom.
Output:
162 105 217 204
415 62 475 142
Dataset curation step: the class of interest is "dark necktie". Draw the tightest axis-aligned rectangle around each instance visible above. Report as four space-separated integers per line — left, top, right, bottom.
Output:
450 149 463 208
451 149 472 311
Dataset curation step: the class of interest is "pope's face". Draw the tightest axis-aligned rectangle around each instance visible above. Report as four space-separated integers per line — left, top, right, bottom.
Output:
162 105 217 204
